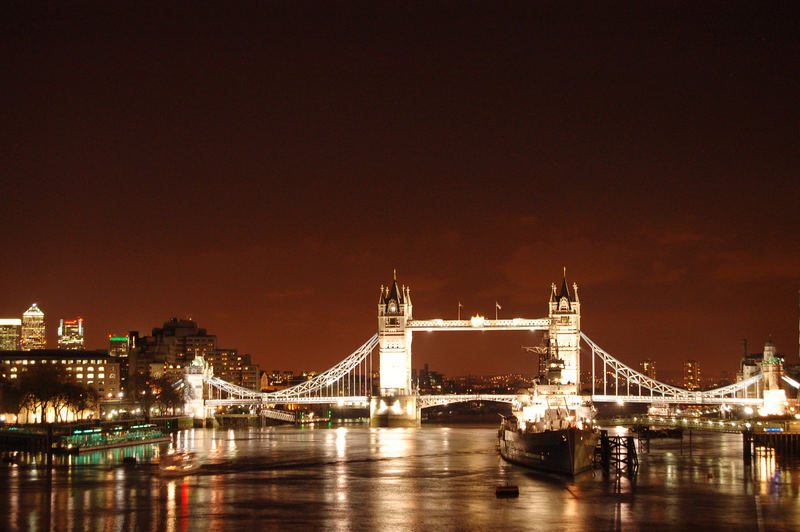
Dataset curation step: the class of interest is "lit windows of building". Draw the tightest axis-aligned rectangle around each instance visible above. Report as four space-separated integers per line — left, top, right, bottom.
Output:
683 359 701 391
0 319 21 350
639 359 656 380
109 335 129 358
57 318 85 350
21 303 45 351
0 349 120 397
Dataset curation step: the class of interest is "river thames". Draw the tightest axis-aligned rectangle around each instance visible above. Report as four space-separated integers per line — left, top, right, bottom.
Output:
1 425 799 531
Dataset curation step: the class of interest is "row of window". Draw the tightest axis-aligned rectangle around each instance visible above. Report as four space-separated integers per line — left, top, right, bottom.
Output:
1 359 109 365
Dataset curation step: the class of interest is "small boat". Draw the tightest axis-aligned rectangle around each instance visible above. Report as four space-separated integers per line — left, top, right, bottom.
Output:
159 452 199 476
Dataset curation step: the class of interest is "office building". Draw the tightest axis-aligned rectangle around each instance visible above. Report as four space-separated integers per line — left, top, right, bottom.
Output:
0 319 21 350
58 318 85 350
683 359 701 391
109 335 129 357
0 349 121 398
640 359 656 380
21 303 45 350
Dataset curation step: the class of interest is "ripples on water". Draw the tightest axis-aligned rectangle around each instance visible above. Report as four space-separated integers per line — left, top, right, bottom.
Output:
2 426 799 531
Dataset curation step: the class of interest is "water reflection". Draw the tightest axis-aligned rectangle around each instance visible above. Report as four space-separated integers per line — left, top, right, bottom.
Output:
1 428 800 530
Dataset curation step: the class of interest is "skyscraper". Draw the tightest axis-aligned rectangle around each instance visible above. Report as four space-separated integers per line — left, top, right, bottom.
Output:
683 359 701 390
58 318 85 350
21 304 45 351
109 335 129 358
0 319 21 350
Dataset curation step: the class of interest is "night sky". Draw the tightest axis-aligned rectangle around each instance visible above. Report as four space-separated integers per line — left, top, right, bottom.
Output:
2 2 798 379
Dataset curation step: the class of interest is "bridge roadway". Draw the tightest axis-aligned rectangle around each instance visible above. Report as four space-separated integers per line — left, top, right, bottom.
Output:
204 395 518 408
204 393 762 408
598 414 779 434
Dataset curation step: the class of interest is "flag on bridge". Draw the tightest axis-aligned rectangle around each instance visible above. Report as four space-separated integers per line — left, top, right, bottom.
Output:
496 302 502 310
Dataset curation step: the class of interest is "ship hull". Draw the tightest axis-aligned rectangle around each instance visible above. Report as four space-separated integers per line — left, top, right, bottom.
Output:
499 426 598 476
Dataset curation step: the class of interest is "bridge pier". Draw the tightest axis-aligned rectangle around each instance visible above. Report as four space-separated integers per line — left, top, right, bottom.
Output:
369 395 420 427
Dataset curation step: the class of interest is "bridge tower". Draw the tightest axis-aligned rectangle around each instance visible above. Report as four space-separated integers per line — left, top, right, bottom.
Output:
184 355 213 422
548 270 581 394
370 271 419 426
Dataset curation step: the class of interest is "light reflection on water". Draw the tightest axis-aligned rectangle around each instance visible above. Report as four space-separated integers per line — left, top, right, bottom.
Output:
1 427 800 530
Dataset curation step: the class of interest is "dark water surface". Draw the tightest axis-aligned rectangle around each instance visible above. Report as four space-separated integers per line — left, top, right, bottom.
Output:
2 426 799 531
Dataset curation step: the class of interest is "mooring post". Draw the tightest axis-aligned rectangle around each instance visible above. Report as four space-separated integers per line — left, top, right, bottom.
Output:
600 429 610 473
743 431 752 465
46 424 53 471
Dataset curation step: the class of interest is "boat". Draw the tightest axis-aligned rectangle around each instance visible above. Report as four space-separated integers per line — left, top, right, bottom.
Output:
55 423 171 453
158 451 199 476
498 357 598 475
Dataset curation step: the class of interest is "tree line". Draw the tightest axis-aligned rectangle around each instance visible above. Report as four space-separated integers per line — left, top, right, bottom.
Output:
0 365 98 423
0 366 187 424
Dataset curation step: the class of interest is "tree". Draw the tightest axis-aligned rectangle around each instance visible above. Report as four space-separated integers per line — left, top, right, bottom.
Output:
128 378 157 422
0 379 28 424
64 382 98 421
152 376 183 416
18 365 66 423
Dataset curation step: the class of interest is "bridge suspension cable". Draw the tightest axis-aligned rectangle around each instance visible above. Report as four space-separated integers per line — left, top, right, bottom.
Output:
202 334 378 404
582 332 764 404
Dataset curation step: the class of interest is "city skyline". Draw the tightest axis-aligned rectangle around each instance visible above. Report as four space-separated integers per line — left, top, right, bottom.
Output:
0 292 791 380
2 3 798 377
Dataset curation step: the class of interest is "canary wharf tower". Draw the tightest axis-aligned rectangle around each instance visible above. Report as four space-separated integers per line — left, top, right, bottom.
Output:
21 303 46 350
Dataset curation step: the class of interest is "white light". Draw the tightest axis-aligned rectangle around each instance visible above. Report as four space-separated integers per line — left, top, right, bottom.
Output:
744 407 754 415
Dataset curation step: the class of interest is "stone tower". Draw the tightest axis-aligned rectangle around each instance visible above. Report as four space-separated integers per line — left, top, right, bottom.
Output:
377 271 413 395
548 270 581 393
184 355 213 422
371 271 418 426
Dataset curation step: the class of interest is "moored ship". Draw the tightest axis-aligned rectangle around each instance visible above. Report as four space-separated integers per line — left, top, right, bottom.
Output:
499 334 598 475
498 390 598 475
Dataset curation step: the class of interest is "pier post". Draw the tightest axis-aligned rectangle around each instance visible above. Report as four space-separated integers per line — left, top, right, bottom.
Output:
743 431 752 465
600 429 610 474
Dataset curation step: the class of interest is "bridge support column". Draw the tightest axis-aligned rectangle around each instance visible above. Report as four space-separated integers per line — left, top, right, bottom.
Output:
184 356 213 422
369 395 420 427
372 274 419 427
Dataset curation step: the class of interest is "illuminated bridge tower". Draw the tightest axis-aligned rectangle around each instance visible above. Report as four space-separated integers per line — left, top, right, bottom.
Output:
370 272 419 426
548 271 581 394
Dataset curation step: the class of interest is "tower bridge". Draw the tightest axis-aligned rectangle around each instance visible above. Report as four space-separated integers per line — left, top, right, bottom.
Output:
184 272 785 425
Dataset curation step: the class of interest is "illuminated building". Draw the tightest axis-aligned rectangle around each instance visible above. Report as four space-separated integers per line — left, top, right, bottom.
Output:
0 319 21 350
0 349 121 399
206 348 260 390
109 335 129 358
109 335 130 391
129 318 217 384
58 318 85 350
683 359 701 390
21 303 45 350
640 359 656 380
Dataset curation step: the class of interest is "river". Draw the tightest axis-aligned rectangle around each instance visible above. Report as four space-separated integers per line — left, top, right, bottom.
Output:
1 425 799 531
